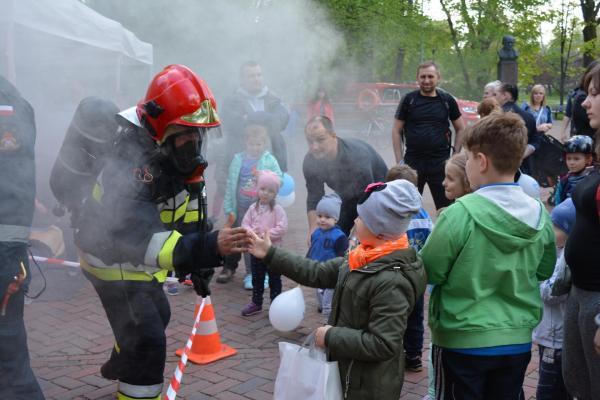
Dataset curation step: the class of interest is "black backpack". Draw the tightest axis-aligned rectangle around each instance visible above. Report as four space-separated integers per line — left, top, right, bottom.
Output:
570 88 590 135
405 88 451 117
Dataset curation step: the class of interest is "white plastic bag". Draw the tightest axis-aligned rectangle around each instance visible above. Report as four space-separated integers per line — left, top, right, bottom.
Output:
274 334 343 400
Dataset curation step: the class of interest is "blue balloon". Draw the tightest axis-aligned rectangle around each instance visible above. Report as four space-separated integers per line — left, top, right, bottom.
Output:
278 173 295 197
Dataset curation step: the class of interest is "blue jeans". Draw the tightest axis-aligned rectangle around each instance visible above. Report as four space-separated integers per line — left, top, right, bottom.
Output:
537 345 571 400
404 294 424 358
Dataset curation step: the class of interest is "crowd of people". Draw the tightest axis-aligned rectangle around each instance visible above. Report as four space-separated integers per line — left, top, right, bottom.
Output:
3 57 600 400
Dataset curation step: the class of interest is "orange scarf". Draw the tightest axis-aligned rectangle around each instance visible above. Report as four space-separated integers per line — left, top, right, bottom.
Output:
348 234 410 270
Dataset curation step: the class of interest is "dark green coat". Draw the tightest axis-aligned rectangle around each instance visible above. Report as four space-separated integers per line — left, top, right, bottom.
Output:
265 246 426 400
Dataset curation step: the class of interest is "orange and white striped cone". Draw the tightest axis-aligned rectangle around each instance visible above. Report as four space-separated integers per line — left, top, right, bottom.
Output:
175 295 237 364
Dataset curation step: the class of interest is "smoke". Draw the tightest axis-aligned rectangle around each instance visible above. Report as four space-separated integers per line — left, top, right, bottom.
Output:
1 0 352 265
3 0 347 205
91 0 346 106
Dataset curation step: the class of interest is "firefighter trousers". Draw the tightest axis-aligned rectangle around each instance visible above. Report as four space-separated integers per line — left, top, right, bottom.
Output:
84 271 170 396
0 243 45 400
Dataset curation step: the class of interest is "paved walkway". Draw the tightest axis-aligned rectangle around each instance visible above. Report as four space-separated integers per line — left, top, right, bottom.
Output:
24 130 542 399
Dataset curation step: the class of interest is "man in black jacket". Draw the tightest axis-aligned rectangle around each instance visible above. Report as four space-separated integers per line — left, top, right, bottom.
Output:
220 61 289 171
303 116 388 236
497 83 540 174
0 75 45 399
214 61 289 283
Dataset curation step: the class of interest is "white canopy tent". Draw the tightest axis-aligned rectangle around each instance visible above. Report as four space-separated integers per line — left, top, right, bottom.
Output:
0 0 153 108
0 0 153 201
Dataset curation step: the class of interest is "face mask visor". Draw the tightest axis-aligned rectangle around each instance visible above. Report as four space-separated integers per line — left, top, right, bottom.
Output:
164 127 208 177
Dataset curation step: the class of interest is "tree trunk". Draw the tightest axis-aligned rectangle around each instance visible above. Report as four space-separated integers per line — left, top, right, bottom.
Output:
440 0 472 94
580 0 599 67
394 48 405 82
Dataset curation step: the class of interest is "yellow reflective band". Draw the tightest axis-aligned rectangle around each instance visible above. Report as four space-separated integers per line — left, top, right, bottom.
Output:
114 342 120 354
80 259 154 282
92 183 104 203
160 196 189 223
153 269 168 283
157 231 182 271
183 210 199 223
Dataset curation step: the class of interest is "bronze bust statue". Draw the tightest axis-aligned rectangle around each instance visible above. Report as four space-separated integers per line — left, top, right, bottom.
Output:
498 35 518 61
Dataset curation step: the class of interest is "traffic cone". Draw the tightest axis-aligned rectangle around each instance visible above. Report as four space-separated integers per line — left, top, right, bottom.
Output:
175 296 237 364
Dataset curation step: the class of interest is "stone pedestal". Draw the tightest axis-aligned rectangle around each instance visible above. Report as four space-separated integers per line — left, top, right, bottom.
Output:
497 60 518 85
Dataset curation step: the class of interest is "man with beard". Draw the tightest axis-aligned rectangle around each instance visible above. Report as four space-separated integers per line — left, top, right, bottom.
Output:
392 61 465 210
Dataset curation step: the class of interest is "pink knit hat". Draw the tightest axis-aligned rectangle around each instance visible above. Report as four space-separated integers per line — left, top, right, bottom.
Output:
257 170 281 192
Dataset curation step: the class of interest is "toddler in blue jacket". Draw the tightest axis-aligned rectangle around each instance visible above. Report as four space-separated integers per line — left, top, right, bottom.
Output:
306 193 348 320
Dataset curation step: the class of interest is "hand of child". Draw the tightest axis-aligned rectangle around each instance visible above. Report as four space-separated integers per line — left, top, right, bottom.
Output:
224 213 235 228
248 229 272 259
315 325 332 348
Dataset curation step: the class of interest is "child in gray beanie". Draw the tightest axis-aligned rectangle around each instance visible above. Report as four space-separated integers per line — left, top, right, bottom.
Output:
248 179 426 400
307 193 349 320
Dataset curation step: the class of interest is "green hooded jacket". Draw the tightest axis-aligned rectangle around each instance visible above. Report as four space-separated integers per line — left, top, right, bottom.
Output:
264 245 426 400
420 193 556 349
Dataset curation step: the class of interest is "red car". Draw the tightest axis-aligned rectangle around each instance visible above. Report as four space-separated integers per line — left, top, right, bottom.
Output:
339 82 479 126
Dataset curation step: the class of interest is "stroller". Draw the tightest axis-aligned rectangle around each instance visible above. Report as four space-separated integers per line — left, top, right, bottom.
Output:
530 134 567 205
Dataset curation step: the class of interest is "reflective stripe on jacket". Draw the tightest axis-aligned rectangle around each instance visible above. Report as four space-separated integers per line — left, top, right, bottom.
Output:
79 184 203 282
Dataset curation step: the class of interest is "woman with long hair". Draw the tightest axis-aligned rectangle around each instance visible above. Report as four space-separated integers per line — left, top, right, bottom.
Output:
522 84 553 134
562 62 600 400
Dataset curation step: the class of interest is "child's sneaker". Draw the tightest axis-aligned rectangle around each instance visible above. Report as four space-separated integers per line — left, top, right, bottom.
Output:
243 274 253 290
241 302 262 316
264 275 269 289
166 282 179 296
405 355 423 372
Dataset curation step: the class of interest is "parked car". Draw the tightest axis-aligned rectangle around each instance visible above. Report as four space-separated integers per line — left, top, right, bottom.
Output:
289 82 479 148
338 82 479 124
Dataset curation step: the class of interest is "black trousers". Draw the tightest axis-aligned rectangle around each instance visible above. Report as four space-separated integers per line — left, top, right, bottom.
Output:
0 243 44 400
406 157 452 210
251 256 282 306
84 272 170 386
403 294 424 358
433 345 531 400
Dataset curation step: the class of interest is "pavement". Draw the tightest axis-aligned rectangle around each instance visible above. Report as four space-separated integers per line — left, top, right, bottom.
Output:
24 129 544 399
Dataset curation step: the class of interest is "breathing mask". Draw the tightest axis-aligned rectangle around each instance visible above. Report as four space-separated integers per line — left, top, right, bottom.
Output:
161 127 208 178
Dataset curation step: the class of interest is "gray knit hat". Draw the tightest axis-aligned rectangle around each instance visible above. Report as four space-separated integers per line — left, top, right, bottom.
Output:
316 193 342 221
357 180 422 240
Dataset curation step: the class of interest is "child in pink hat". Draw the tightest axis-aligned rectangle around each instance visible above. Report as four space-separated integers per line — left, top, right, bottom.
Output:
240 170 288 316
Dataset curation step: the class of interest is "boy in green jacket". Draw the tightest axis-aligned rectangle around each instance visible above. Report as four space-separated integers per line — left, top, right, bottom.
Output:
421 112 556 399
249 179 427 400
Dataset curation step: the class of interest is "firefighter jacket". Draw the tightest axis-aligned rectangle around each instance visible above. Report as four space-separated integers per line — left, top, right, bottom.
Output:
0 76 36 244
74 124 221 282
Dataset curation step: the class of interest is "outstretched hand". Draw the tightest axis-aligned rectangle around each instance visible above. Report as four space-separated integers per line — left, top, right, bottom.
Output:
248 229 272 259
217 227 251 256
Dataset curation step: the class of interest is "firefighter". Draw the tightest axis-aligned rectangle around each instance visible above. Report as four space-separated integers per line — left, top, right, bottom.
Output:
0 75 45 399
71 65 250 400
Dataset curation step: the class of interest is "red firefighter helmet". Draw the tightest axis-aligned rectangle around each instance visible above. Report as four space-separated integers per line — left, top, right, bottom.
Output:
136 64 220 143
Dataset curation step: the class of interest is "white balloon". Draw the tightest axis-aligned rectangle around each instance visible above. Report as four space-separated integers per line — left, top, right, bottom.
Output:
276 191 296 208
269 286 305 331
518 173 541 200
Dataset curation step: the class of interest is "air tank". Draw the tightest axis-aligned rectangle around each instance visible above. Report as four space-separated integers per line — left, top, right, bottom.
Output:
50 97 119 212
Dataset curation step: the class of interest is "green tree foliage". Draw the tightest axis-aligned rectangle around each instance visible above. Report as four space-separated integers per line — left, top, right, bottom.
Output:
315 0 428 81
436 0 551 98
